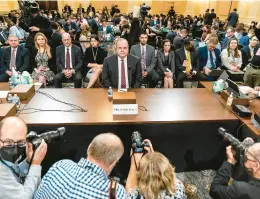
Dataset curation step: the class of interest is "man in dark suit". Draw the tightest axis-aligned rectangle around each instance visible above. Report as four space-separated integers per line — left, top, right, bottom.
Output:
87 3 96 15
203 9 210 25
173 28 188 50
130 32 159 87
63 16 79 34
77 4 85 14
0 35 29 82
102 38 142 88
210 143 260 199
54 33 82 88
241 35 259 70
208 9 217 26
228 8 239 28
221 27 236 49
175 38 201 88
198 37 221 81
63 4 72 15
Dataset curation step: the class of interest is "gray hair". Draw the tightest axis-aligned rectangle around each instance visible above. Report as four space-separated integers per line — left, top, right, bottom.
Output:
8 35 19 40
250 143 260 163
87 133 124 166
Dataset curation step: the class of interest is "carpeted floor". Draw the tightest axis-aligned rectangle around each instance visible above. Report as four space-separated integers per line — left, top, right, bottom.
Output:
176 170 216 199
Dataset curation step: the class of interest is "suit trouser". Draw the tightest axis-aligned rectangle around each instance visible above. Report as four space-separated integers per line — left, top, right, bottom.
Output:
54 71 82 88
147 69 160 87
176 72 201 88
0 73 10 82
244 67 260 87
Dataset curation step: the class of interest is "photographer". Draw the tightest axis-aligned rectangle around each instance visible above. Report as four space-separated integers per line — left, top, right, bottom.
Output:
210 143 260 199
0 117 47 199
125 139 187 199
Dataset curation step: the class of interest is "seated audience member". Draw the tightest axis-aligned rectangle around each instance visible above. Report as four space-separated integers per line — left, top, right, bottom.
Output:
249 21 256 31
210 143 260 199
98 18 112 34
102 38 142 88
0 117 47 199
176 38 201 88
241 35 259 70
173 28 188 50
0 35 29 82
125 140 187 199
198 37 221 80
150 15 159 27
34 133 126 199
166 25 179 42
240 29 254 46
157 39 175 88
91 15 100 34
220 38 242 71
107 37 119 57
31 33 54 87
84 35 107 88
63 16 79 35
244 48 260 87
234 23 244 40
130 32 159 87
221 27 235 49
54 33 83 88
205 26 218 42
8 17 28 41
77 23 91 53
201 25 211 42
143 22 156 38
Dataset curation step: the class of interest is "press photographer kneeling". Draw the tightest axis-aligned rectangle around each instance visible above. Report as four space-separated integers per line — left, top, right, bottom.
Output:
125 132 187 199
210 128 260 199
0 117 47 199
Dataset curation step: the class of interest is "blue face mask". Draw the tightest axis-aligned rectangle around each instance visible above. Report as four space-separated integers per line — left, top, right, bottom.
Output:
0 145 25 163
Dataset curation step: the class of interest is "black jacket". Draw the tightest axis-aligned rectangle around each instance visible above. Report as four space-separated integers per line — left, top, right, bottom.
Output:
210 161 260 199
29 14 53 39
240 46 259 70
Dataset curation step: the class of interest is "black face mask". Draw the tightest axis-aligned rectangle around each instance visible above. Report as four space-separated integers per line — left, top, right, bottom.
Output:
0 145 26 164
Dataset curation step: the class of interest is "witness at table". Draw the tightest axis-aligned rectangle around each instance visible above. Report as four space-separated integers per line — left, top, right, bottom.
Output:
84 35 107 88
31 33 54 87
220 38 242 71
157 39 175 88
54 33 83 88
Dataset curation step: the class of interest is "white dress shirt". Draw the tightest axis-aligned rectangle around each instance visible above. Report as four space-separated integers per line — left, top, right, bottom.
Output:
118 56 129 89
206 50 216 69
220 49 242 70
64 45 73 69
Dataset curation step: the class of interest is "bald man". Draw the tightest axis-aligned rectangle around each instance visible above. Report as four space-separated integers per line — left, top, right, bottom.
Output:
54 33 83 88
102 38 142 88
0 117 47 199
210 143 260 199
35 133 127 199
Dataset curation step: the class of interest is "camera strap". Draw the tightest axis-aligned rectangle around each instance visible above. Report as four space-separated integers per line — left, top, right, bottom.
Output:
108 179 117 199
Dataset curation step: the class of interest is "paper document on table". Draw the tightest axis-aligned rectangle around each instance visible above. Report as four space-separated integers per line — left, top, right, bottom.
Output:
0 91 9 98
239 86 254 94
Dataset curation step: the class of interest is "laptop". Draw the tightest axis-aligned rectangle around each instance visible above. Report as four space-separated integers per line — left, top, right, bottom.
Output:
209 69 224 77
226 79 248 98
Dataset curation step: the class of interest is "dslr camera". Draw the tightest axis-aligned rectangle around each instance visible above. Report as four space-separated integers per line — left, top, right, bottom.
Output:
27 127 66 150
131 131 149 153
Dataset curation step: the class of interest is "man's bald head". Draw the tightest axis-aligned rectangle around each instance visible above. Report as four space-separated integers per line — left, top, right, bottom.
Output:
0 117 27 143
62 33 72 47
87 133 124 166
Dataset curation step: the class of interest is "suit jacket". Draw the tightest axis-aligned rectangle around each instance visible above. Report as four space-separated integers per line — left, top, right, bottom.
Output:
98 26 112 34
175 48 200 73
241 46 259 69
102 54 142 88
1 46 29 73
56 44 83 72
87 6 96 15
203 12 210 25
157 51 175 76
228 12 239 27
210 161 260 199
198 46 221 69
64 21 79 33
77 8 85 13
239 35 249 46
208 13 216 25
130 44 157 75
64 6 72 13
221 35 236 49
173 35 184 50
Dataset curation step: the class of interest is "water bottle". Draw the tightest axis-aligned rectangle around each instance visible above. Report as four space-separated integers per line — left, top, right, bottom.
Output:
8 78 14 89
108 87 113 98
226 92 233 107
13 94 20 108
7 94 13 103
29 76 34 84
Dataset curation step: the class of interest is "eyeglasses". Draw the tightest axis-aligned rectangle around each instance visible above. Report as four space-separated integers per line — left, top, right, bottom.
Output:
0 139 26 147
244 148 259 163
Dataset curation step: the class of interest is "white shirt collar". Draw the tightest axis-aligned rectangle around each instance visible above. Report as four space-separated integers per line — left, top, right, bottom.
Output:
117 55 127 62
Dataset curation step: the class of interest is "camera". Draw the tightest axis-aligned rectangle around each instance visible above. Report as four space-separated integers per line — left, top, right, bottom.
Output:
131 131 149 153
27 127 66 149
217 127 246 163
140 3 151 18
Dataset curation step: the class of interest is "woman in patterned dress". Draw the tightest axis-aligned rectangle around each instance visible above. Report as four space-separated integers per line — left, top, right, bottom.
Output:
32 32 55 87
125 139 187 199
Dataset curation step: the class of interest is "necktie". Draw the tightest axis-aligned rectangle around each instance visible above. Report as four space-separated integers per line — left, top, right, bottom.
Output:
66 48 70 69
250 49 254 58
10 48 16 70
209 51 215 69
141 47 146 70
121 59 126 88
186 51 191 72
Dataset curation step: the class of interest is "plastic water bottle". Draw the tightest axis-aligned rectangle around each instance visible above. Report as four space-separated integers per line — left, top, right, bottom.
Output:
108 87 113 98
8 78 14 89
13 94 20 108
29 76 34 84
226 92 233 107
7 94 13 103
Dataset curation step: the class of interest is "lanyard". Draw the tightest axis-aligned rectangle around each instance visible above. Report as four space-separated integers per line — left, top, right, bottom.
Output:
92 47 98 63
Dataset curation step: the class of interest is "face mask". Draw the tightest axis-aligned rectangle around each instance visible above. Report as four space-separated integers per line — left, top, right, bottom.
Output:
241 155 255 177
0 145 26 164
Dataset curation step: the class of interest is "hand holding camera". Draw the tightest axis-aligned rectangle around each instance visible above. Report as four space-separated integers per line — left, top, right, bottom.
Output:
26 140 47 165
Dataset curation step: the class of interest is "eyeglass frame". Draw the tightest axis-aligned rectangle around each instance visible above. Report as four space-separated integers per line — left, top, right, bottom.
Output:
0 139 27 148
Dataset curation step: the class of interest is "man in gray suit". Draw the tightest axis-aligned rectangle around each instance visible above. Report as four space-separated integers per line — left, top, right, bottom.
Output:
228 8 239 28
130 32 159 87
102 38 142 88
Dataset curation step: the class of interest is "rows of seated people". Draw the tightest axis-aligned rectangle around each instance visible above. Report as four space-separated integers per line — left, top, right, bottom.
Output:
0 5 259 89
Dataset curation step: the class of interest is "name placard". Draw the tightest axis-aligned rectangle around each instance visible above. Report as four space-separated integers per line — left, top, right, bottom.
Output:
112 104 138 115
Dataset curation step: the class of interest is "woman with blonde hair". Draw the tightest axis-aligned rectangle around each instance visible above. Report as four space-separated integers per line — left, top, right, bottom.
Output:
126 140 187 199
32 32 55 86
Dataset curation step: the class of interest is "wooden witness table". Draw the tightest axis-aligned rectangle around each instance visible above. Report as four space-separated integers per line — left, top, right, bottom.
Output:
200 81 260 136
